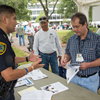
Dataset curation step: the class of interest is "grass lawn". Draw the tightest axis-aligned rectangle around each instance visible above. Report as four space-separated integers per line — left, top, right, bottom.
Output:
12 46 32 66
57 30 71 39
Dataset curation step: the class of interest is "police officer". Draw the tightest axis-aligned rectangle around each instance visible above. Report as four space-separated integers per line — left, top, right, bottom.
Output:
25 21 35 52
0 5 44 100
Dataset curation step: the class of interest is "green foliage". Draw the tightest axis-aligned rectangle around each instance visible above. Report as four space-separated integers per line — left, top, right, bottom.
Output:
89 6 92 21
88 25 94 28
62 30 75 43
89 27 98 33
0 0 32 21
35 11 45 23
57 30 71 38
57 0 77 18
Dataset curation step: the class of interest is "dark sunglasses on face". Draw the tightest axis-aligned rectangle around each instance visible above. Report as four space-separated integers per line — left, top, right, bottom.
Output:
39 17 47 21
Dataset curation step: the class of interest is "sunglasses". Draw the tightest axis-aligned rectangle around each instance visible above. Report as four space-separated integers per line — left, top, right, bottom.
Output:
39 17 47 21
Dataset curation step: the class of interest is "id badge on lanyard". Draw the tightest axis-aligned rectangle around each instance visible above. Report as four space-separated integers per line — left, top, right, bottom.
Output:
76 53 84 62
76 38 84 62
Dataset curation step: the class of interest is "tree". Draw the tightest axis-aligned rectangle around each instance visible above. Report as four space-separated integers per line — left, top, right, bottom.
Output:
57 0 92 21
35 11 45 23
37 0 59 19
57 0 77 18
0 0 32 21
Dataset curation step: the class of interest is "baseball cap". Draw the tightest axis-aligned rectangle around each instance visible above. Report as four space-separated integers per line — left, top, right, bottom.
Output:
39 16 48 23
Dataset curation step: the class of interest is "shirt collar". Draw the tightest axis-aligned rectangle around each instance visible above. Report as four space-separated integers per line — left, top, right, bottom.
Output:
0 28 8 39
75 28 91 40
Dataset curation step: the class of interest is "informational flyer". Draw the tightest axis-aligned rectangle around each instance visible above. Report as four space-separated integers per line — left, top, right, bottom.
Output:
41 82 69 95
66 63 80 84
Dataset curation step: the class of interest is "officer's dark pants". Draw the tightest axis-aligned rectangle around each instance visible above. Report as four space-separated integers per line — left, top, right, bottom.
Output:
0 89 15 100
27 36 34 51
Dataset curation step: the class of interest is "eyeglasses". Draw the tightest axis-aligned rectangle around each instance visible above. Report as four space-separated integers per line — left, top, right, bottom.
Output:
39 17 47 21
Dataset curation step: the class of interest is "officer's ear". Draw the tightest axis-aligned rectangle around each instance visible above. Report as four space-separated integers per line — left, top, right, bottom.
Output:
2 15 8 24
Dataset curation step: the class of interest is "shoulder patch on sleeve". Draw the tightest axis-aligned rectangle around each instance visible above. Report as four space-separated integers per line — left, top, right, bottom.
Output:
0 42 7 55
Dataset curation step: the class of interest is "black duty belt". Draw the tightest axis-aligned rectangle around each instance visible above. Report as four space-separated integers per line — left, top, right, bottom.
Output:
39 50 56 55
0 76 17 99
77 72 97 78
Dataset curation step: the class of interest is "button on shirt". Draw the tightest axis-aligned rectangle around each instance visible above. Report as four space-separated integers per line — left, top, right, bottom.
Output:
65 29 100 76
33 28 62 56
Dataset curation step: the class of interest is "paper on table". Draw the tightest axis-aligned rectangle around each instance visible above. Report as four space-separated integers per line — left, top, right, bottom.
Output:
41 82 69 95
21 90 53 100
18 86 37 96
15 80 26 87
31 69 48 80
17 72 32 81
66 64 80 84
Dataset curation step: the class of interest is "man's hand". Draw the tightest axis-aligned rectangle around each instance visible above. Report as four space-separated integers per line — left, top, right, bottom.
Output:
28 51 41 62
57 56 62 61
61 59 67 67
31 59 45 70
79 62 90 70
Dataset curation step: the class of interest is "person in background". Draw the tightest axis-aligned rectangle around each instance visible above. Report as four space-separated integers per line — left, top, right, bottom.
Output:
0 5 44 100
33 16 62 75
25 21 35 52
8 33 13 43
96 25 100 35
61 12 100 93
16 24 25 46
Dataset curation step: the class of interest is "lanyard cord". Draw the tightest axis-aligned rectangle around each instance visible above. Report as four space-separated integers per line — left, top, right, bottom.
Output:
78 38 85 53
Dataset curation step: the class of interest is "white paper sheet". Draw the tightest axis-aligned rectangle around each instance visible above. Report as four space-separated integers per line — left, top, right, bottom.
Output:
41 82 69 95
15 78 34 87
31 69 48 80
15 80 26 87
21 90 53 100
66 64 80 84
17 69 47 83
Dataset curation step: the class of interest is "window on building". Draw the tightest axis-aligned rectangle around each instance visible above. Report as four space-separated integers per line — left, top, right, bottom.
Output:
57 15 60 19
52 15 56 19
49 4 53 8
49 16 52 19
33 11 37 15
27 5 31 9
37 11 41 14
33 17 36 20
33 5 37 9
61 15 64 19
37 5 42 8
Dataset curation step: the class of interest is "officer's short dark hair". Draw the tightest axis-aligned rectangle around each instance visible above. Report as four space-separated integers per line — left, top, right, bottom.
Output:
71 12 87 26
0 5 15 16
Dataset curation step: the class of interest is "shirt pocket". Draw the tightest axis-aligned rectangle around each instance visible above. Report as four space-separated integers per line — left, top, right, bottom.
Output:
48 35 55 44
84 46 96 61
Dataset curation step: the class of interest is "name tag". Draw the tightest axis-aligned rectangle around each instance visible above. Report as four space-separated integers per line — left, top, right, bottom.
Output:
76 53 84 62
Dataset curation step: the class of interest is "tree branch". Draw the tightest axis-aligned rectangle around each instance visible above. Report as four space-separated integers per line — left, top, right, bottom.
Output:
49 0 59 19
45 0 49 18
38 0 47 16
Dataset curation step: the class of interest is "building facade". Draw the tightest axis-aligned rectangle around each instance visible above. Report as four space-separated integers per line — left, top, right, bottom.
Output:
27 2 70 26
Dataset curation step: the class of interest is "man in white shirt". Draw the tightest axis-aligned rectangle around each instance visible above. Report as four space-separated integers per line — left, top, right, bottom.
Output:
33 16 62 75
25 21 35 51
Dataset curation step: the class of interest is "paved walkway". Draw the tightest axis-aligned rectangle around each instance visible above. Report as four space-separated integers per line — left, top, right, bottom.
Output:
11 37 66 58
